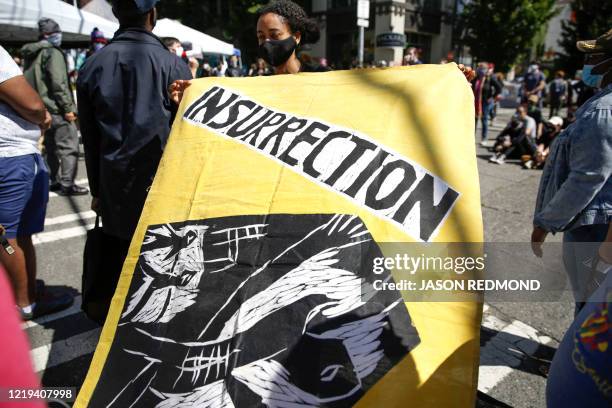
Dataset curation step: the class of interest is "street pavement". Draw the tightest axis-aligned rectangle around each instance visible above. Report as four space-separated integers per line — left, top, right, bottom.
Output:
25 107 574 407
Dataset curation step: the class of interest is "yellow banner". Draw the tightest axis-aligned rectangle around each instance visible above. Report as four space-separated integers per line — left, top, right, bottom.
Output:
76 64 482 408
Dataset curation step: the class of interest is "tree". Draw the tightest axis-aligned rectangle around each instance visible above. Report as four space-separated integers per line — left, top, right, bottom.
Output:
459 0 557 72
557 0 612 76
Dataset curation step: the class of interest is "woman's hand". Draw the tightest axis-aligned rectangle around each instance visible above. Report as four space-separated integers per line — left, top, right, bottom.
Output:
169 80 192 106
458 64 476 82
531 226 548 257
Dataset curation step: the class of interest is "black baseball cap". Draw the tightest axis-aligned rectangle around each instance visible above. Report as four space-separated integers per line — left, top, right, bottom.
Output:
112 0 160 14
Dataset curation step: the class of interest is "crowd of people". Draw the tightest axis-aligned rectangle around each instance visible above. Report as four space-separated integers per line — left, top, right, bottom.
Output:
0 0 610 406
0 0 345 322
468 30 612 407
475 59 600 170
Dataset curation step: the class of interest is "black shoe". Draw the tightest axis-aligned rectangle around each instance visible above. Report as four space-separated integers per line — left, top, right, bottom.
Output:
49 183 62 192
20 292 74 321
58 185 89 196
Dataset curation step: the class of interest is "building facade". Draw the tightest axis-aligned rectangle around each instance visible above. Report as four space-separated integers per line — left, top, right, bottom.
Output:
542 0 572 62
309 0 456 68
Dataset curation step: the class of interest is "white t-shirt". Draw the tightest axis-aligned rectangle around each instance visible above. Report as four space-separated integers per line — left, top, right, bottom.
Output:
0 45 41 157
524 115 537 139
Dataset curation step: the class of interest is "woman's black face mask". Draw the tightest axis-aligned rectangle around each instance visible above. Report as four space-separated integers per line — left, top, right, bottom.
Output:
258 36 297 67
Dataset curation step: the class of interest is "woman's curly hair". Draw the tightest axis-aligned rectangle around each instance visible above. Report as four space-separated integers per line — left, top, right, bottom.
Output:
258 0 320 45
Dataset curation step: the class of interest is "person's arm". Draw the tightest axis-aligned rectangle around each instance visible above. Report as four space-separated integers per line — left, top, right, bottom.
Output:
535 77 546 94
76 79 100 203
536 122 543 139
45 49 76 118
188 57 199 79
534 112 612 233
492 76 503 98
0 75 47 126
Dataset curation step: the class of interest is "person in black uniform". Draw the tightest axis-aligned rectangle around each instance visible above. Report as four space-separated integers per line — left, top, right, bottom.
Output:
77 0 192 317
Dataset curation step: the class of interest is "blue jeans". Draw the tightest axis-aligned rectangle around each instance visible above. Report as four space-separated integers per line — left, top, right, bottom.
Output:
477 99 495 141
0 154 49 238
563 224 609 314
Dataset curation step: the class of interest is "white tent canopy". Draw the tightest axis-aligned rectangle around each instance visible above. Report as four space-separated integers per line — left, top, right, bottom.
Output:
82 0 118 24
153 18 235 57
0 0 119 46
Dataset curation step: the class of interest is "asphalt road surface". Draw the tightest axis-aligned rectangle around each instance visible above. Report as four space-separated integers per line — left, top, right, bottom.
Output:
25 107 574 407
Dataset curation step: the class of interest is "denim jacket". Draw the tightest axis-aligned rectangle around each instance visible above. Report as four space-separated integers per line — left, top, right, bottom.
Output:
534 84 612 233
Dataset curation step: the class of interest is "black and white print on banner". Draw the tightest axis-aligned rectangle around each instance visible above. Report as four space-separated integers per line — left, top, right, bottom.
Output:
90 214 420 407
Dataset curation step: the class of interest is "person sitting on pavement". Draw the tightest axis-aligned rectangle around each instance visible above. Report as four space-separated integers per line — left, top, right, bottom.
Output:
0 44 74 320
526 94 544 139
21 18 88 197
489 105 537 165
525 116 563 169
564 105 577 128
531 28 612 315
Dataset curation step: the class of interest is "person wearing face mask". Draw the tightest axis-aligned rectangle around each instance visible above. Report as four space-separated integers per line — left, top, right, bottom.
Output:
21 18 86 197
522 62 546 108
168 0 323 103
88 27 109 58
473 61 502 144
225 55 244 77
403 47 423 66
163 37 199 79
531 28 612 315
255 0 328 74
170 0 475 104
76 0 192 321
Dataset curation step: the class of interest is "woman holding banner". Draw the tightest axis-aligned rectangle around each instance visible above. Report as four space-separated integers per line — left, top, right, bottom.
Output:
170 0 476 104
170 0 323 102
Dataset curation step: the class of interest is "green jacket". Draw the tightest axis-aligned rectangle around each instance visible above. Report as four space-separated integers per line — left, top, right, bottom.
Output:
21 40 76 115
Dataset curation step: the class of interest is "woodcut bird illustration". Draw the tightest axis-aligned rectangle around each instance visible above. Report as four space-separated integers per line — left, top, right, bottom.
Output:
91 214 420 408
